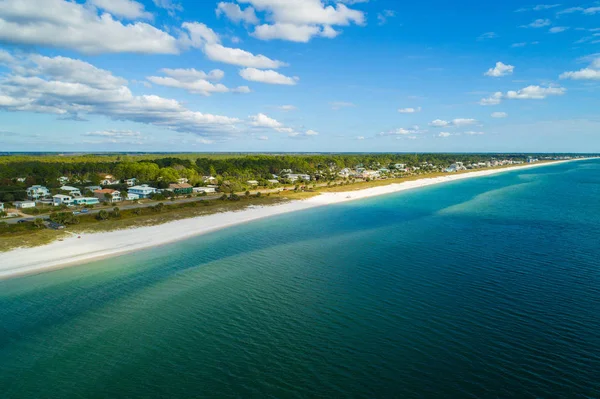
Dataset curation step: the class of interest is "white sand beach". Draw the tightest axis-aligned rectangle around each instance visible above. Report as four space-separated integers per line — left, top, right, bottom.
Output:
0 160 584 279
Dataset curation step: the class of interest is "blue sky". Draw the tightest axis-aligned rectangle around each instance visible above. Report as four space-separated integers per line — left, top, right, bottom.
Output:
0 0 599 152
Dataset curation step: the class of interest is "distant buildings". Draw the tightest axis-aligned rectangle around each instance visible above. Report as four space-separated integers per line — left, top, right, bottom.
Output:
128 184 158 199
73 197 100 206
52 194 73 206
100 175 119 185
168 183 193 195
193 187 216 194
57 176 69 185
267 179 280 185
14 200 36 209
125 178 138 187
60 186 82 197
246 180 259 186
94 189 122 203
285 173 311 182
26 185 50 200
445 162 466 173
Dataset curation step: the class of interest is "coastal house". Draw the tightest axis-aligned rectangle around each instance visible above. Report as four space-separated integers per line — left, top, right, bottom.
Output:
26 185 50 200
247 180 259 186
202 176 217 184
126 193 140 201
16 177 26 183
193 187 216 194
100 174 119 186
267 179 280 185
445 162 466 173
94 189 122 203
125 178 138 186
177 178 189 185
52 194 73 206
57 176 69 185
85 185 102 193
14 200 36 209
0 202 4 212
128 184 158 199
361 170 380 179
72 197 100 206
60 186 82 197
285 174 311 182
168 183 193 195
338 168 352 177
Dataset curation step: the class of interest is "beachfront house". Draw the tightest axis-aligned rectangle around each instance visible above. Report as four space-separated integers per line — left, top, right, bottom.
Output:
247 180 259 186
72 197 100 206
53 194 73 206
193 187 216 194
60 186 82 197
94 189 122 203
285 174 311 182
125 178 138 186
177 178 189 185
57 176 69 185
128 184 158 199
267 179 280 185
126 193 140 201
100 175 119 186
85 185 102 193
14 200 36 209
202 176 217 184
168 183 193 196
26 185 50 200
445 162 466 173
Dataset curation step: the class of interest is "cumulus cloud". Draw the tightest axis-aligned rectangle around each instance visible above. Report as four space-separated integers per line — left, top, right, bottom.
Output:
216 2 259 24
491 112 508 118
429 118 477 127
0 52 241 138
379 126 424 136
480 86 565 105
152 0 183 15
516 4 561 12
238 0 365 42
147 68 250 96
464 131 485 135
549 26 569 33
239 68 299 85
521 19 552 28
290 129 320 138
438 132 451 137
398 107 421 113
560 56 600 80
249 113 283 129
0 0 179 54
479 92 503 105
257 135 269 140
89 0 153 20
484 62 515 77
557 6 600 16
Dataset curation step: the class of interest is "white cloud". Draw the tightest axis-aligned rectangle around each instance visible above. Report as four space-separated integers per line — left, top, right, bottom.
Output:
429 118 477 127
196 138 215 144
491 112 508 118
379 126 424 136
0 0 179 54
278 105 297 111
356 136 365 140
330 101 355 110
464 131 485 135
84 129 145 144
305 129 319 136
252 23 337 42
204 43 286 68
257 135 269 140
484 62 515 77
0 52 241 138
506 85 566 99
560 56 600 80
479 92 504 105
557 6 600 16
239 0 365 42
438 132 451 137
511 41 539 47
521 18 552 28
216 2 259 24
377 10 396 26
398 106 421 113
239 68 299 85
152 0 183 15
549 26 569 33
478 32 498 40
89 0 152 20
147 68 250 96
516 4 561 12
249 113 283 129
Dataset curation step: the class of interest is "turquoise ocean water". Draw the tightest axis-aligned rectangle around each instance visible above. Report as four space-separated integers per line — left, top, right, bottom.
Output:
1 160 600 398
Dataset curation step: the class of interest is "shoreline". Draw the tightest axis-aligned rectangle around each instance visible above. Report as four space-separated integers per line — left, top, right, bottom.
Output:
0 159 587 280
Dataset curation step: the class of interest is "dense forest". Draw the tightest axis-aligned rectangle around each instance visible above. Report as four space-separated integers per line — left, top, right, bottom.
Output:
0 152 577 202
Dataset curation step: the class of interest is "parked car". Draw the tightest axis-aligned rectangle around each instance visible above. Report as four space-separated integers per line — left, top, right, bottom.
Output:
48 222 65 230
81 209 89 214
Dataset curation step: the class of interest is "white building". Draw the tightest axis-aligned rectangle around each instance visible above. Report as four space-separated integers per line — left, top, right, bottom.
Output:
128 184 158 199
101 175 119 185
202 176 217 184
14 200 36 209
267 179 280 185
286 174 311 182
26 185 50 200
177 177 189 185
53 194 73 206
57 176 69 185
0 202 4 211
16 177 26 183
126 193 140 201
60 186 82 197
125 178 138 187
247 180 259 186
193 187 216 194
72 197 100 206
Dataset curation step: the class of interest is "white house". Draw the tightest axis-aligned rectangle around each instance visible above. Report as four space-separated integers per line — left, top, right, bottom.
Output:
57 176 69 185
101 175 119 185
72 197 100 206
128 184 158 199
125 178 138 186
126 193 140 201
286 174 311 182
202 176 217 184
247 180 259 186
16 177 26 183
60 186 82 197
14 200 36 209
193 187 216 194
93 189 122 203
53 194 73 206
0 202 4 211
26 185 50 200
267 179 280 185
85 185 102 192
177 177 189 185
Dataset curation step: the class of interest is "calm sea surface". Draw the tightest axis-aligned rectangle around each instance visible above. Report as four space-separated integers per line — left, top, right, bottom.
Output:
1 160 600 398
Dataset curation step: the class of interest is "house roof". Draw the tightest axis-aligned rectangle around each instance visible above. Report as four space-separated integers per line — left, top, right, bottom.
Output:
169 183 193 189
94 189 117 194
